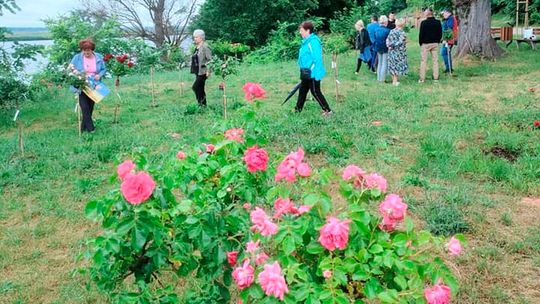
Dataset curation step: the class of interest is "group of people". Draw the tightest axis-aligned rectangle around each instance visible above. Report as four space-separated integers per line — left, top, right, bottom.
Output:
70 8 458 133
353 8 458 85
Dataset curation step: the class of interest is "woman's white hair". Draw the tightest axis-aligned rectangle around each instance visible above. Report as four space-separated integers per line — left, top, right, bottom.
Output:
354 20 364 31
193 29 205 40
395 18 406 28
379 15 388 24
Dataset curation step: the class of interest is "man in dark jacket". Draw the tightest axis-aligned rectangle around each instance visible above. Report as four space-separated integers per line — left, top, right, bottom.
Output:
418 8 442 82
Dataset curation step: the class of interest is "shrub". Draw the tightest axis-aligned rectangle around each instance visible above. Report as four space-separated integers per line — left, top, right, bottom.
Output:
210 40 251 60
84 96 463 303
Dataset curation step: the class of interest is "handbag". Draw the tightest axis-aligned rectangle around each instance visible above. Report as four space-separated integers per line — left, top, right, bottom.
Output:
300 68 312 80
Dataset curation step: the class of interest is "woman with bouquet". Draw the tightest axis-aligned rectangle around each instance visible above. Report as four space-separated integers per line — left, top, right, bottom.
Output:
69 38 107 133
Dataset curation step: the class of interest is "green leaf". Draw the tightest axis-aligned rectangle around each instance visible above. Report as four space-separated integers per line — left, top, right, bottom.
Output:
116 216 135 235
394 275 407 290
248 285 264 299
405 217 414 233
377 290 398 303
306 241 324 254
84 200 99 220
369 244 383 254
131 225 147 251
282 236 296 255
364 278 382 299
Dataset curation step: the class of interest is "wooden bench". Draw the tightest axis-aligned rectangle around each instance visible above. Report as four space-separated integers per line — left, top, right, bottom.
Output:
491 27 514 47
515 28 540 50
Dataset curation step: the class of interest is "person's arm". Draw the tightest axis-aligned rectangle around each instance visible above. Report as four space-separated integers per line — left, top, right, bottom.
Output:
204 45 212 75
310 40 322 70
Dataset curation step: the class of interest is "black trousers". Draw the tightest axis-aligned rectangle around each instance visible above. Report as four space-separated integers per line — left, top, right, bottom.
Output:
79 92 95 132
295 79 331 112
192 74 207 106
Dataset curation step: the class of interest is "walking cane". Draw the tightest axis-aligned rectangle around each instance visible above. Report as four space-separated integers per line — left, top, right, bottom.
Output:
446 42 453 77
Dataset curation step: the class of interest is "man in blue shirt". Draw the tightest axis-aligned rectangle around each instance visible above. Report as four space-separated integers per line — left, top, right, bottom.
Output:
441 8 458 74
366 15 380 72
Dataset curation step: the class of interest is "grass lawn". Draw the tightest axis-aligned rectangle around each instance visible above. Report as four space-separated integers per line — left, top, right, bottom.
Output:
1 30 540 303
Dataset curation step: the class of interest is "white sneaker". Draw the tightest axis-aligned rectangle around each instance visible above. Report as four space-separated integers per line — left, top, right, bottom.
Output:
418 79 425 83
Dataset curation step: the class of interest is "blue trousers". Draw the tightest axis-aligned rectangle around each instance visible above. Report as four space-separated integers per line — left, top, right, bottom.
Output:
441 44 453 72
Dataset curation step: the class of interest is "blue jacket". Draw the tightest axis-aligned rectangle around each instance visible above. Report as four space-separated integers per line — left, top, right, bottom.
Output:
367 22 380 45
373 26 391 53
298 33 326 81
70 52 107 78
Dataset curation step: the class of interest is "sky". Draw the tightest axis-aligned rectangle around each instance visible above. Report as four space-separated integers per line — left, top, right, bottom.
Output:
1 0 78 27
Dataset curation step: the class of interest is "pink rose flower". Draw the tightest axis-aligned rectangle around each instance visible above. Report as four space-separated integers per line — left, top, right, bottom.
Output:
379 194 407 221
424 282 451 304
296 205 313 215
342 165 365 186
323 270 332 279
364 173 387 192
117 160 135 180
273 198 294 219
246 240 260 253
256 252 269 265
243 203 251 209
250 207 278 236
318 217 352 251
258 262 289 300
225 128 245 143
176 151 186 160
243 146 269 173
378 194 408 232
232 259 254 290
227 251 239 266
205 144 215 153
242 82 266 102
275 148 310 183
446 236 462 256
297 163 311 177
120 172 156 205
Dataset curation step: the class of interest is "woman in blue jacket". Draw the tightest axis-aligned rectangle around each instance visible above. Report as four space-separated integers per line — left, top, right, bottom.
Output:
69 38 107 133
295 21 332 116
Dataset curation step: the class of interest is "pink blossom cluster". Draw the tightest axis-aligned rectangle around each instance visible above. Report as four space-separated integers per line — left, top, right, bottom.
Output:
273 197 312 219
318 217 352 251
342 165 387 192
275 148 311 183
117 160 156 205
250 207 278 236
446 236 462 256
224 128 245 143
243 146 269 173
378 194 408 231
242 82 266 102
232 259 254 290
424 281 451 304
258 262 289 300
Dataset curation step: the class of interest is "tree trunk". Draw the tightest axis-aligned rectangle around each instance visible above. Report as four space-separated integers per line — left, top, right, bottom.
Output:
455 0 503 59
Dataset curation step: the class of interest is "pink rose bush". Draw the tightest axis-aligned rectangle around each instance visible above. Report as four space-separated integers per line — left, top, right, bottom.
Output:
86 125 462 304
242 82 266 102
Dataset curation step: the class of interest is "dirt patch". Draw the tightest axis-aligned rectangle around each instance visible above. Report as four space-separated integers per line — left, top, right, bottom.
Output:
521 197 540 207
483 146 520 162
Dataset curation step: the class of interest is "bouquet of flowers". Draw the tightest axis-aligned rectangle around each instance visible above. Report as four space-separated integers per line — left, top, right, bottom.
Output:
442 29 454 42
67 64 90 90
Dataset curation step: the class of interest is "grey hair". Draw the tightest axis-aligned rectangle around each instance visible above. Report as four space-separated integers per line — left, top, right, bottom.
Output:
379 15 388 24
193 29 205 40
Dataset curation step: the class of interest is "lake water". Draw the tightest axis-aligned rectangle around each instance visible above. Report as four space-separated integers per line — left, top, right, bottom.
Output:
1 40 53 75
2 38 192 75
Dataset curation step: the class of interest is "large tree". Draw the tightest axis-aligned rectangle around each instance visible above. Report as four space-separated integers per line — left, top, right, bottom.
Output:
191 0 317 46
84 0 199 47
454 0 503 58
